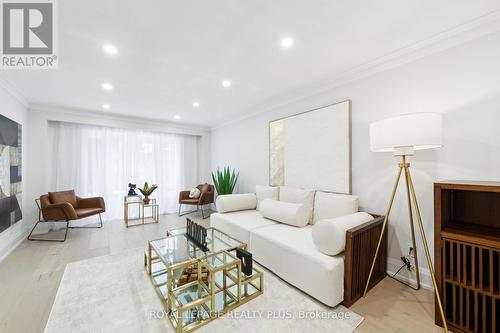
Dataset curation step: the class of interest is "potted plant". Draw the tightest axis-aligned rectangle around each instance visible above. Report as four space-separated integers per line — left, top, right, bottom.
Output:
138 182 158 204
211 167 239 195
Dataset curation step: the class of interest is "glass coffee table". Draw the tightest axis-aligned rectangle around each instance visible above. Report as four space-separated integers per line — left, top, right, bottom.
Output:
145 227 264 333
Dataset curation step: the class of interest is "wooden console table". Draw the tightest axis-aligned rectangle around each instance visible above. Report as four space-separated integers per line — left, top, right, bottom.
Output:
434 180 500 333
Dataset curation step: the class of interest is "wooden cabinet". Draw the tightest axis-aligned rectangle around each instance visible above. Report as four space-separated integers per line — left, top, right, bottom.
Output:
434 181 500 333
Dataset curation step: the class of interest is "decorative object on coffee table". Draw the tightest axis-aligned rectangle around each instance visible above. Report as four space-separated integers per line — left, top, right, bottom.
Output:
127 183 137 196
178 264 210 286
138 182 158 204
186 218 208 252
236 248 253 276
211 167 239 195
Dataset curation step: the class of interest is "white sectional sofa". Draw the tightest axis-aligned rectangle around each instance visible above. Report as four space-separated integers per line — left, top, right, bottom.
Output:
210 186 387 307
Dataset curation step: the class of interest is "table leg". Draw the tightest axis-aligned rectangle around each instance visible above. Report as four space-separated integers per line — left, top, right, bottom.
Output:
123 202 128 228
147 243 152 275
237 262 242 303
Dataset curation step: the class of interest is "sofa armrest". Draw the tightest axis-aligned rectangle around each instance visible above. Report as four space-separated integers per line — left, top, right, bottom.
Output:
343 214 386 307
77 196 106 211
215 193 257 213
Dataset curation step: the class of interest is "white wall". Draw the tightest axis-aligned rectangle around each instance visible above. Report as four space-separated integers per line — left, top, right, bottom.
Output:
211 31 500 288
0 84 28 262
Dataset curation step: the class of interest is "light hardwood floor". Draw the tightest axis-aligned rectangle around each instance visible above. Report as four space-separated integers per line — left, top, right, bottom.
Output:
0 212 444 333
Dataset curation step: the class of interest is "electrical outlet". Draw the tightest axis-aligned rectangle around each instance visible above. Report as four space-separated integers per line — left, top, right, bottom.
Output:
407 243 415 258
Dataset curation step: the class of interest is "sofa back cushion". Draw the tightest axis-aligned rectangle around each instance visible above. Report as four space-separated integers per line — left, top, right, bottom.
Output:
49 190 78 208
313 191 358 224
312 212 374 255
216 193 257 213
279 186 314 223
259 199 309 227
256 185 279 210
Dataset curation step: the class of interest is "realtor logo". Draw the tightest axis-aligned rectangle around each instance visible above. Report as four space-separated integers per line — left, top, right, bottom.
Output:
1 0 58 69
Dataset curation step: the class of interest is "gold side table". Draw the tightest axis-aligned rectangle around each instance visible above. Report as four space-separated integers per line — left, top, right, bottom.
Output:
141 199 160 225
124 196 159 227
124 195 142 227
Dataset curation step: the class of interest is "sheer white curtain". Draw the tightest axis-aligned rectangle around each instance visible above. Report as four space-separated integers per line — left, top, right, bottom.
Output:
48 121 199 220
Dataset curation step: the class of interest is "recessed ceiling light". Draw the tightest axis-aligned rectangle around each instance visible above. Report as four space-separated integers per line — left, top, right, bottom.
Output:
192 102 200 108
222 80 231 88
281 37 294 48
103 44 118 55
174 115 181 120
102 104 110 109
102 82 113 91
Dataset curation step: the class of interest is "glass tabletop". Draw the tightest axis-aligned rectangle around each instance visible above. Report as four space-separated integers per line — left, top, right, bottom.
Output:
150 228 245 267
202 251 240 270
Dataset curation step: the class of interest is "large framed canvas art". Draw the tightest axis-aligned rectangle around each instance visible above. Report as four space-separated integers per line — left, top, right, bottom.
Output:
269 100 351 194
0 114 22 233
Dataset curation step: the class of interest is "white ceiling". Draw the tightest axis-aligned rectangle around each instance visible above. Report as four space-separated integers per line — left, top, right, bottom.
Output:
2 0 500 127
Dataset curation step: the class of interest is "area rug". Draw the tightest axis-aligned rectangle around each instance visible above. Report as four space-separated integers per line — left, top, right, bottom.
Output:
44 249 363 333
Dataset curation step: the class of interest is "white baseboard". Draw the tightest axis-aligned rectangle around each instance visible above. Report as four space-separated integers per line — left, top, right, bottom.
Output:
0 229 29 263
386 257 433 290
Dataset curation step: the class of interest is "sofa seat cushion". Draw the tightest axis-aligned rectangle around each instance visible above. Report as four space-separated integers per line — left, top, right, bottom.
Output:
250 224 344 307
75 207 103 218
210 210 277 245
180 198 199 204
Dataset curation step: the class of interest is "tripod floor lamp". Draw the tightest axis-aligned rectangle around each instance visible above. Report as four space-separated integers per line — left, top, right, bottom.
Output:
363 113 448 333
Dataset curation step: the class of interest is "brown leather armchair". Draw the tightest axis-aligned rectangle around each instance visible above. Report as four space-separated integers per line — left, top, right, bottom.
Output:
178 183 214 219
28 190 106 242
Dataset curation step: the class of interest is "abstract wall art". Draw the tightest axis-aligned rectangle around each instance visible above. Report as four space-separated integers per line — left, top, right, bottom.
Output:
269 100 351 194
0 114 22 233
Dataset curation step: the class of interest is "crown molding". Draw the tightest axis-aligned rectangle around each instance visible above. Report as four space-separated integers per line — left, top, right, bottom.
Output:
212 9 500 130
30 103 211 135
0 77 29 108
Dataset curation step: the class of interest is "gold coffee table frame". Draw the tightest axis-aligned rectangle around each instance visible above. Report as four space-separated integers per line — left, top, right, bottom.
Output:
124 196 159 227
145 229 264 333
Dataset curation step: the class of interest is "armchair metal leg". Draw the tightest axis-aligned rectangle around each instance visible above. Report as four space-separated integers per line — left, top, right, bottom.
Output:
27 220 69 242
68 213 103 229
178 205 198 217
200 205 210 219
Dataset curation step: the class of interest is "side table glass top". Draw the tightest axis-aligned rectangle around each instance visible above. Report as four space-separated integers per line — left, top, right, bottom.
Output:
149 227 245 267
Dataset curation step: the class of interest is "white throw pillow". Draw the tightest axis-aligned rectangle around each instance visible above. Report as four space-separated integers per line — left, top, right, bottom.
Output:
312 212 374 256
313 191 359 224
255 185 279 210
216 194 257 213
259 199 309 227
279 186 315 223
189 188 201 199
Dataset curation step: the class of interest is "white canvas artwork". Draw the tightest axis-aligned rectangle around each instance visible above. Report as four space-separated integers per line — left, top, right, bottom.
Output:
269 101 351 194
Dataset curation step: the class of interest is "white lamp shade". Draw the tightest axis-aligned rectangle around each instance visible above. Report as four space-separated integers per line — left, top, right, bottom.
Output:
370 113 443 154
